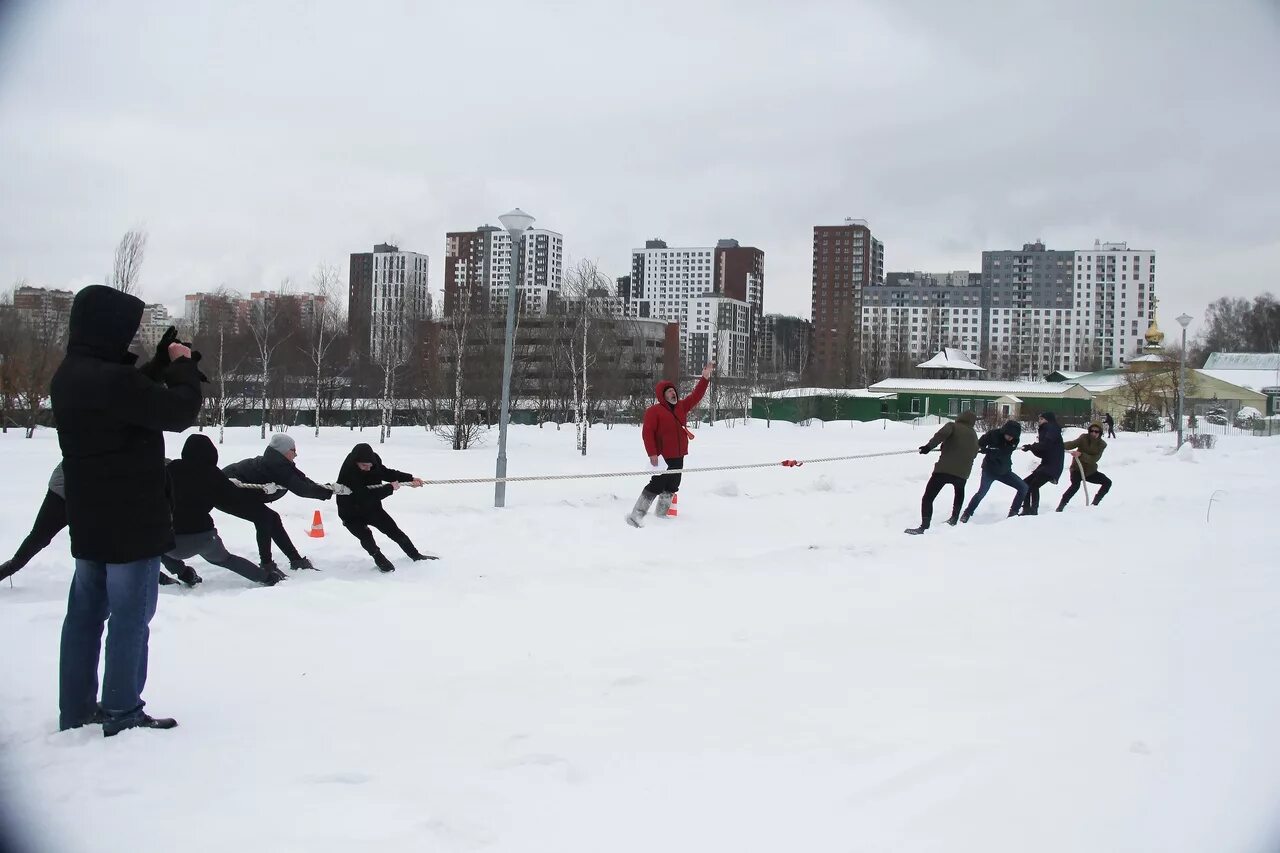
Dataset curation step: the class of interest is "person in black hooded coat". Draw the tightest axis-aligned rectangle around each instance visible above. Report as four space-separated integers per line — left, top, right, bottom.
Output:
1016 411 1065 515
336 444 432 572
162 434 287 586
959 419 1028 522
51 285 202 735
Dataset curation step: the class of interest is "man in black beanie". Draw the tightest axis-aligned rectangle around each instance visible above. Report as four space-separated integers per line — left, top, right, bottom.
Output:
52 286 203 736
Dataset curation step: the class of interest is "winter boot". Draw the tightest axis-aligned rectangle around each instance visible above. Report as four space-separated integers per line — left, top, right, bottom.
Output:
158 571 179 586
945 515 959 526
0 560 17 582
290 557 318 571
261 565 288 586
1055 498 1068 513
172 563 203 587
374 554 395 573
409 552 439 562
626 491 657 528
103 713 178 738
904 522 929 535
654 492 675 518
960 510 973 524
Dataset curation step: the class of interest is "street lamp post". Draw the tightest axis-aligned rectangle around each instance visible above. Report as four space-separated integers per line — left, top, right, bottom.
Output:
1176 313 1193 448
494 208 535 508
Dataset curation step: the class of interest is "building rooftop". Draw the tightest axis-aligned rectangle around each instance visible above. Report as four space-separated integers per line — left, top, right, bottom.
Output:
754 387 896 400
869 378 1090 397
1203 352 1280 371
916 347 986 372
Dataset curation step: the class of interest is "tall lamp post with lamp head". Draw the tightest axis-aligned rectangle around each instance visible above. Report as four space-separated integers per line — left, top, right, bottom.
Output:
494 208 535 508
1176 313 1193 448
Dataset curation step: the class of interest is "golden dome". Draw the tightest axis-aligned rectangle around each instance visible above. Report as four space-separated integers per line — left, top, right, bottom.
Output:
1144 317 1165 347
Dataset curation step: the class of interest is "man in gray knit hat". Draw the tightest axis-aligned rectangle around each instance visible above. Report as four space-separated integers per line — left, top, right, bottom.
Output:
219 433 350 572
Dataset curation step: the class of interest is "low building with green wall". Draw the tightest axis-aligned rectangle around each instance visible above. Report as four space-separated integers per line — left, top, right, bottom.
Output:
867 378 1093 423
751 388 898 423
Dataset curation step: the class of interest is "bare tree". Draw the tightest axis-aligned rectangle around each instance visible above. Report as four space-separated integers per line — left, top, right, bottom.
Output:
247 283 293 439
303 264 344 437
371 278 427 445
562 259 612 455
111 229 148 295
437 279 480 450
8 296 69 438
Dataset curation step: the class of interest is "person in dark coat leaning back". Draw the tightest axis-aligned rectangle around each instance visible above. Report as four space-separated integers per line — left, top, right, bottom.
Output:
336 443 433 572
1017 411 1064 515
906 410 979 534
162 434 287 586
960 419 1027 523
626 362 713 528
52 286 203 736
220 433 347 572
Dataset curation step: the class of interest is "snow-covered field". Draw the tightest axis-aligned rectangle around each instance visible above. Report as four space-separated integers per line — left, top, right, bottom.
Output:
3 420 1280 853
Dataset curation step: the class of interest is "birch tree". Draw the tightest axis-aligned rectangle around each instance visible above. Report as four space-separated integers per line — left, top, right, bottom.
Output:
304 264 344 436
247 283 292 439
562 259 611 455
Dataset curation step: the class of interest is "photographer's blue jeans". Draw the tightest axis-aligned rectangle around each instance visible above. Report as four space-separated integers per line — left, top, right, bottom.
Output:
59 557 161 730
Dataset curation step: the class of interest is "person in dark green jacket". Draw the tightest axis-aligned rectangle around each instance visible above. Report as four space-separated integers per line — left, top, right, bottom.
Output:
960 420 1027 522
906 411 979 534
1056 423 1112 511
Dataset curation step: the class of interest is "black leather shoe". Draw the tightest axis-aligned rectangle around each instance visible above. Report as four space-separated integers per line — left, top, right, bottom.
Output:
103 713 178 738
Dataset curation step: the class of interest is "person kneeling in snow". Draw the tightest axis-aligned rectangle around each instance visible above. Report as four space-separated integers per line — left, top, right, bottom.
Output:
1056 422 1111 511
336 443 434 572
626 362 713 528
162 434 288 587
220 433 349 573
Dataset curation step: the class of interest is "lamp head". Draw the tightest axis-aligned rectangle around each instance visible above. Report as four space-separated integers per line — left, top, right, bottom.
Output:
1176 313 1193 329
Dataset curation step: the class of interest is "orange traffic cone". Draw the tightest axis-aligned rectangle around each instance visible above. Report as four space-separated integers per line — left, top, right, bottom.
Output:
667 494 679 518
308 510 326 538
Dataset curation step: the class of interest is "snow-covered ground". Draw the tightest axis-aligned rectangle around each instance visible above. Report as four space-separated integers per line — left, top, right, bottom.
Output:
3 420 1280 853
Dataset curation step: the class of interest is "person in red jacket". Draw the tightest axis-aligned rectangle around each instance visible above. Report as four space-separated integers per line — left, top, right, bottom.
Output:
626 362 713 527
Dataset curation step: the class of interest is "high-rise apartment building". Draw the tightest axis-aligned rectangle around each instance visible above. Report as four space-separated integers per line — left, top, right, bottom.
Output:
12 285 73 327
759 314 814 377
684 295 752 379
811 219 884 386
443 225 564 317
1073 241 1157 369
348 243 431 362
861 272 983 379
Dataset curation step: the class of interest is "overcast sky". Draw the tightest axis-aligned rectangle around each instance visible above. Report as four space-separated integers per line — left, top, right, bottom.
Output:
1 0 1278 335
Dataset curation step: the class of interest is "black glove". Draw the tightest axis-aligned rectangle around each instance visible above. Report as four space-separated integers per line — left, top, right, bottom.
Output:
1020 444 1031 451
152 326 179 368
918 446 930 454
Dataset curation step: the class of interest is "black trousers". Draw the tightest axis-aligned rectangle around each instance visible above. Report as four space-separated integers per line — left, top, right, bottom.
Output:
643 457 684 497
7 490 67 571
161 530 267 584
1106 424 1116 438
1021 468 1058 513
1060 467 1112 506
340 507 418 561
219 501 302 564
921 472 965 525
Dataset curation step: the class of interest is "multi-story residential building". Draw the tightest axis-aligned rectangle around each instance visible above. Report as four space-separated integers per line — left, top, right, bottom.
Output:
811 219 884 386
348 243 431 362
628 237 764 375
759 314 814 378
981 241 1078 379
683 295 752 379
1073 241 1156 370
443 225 564 317
861 272 984 379
184 291 251 335
135 303 173 351
12 285 73 327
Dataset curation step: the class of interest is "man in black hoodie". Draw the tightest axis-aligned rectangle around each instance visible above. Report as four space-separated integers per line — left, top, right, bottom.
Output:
162 434 286 586
1017 411 1065 515
220 433 347 572
336 443 433 572
959 420 1027 523
52 286 202 736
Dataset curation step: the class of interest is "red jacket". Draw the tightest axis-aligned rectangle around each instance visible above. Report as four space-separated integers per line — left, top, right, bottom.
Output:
642 377 708 459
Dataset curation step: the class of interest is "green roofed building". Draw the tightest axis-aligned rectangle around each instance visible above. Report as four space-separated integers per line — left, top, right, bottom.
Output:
751 388 898 423
867 378 1093 422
